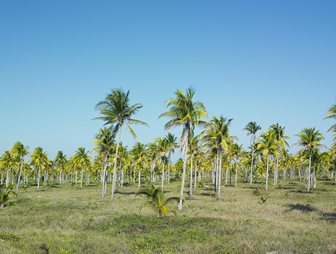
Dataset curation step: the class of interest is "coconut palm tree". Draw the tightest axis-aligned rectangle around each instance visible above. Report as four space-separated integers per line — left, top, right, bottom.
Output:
11 142 29 192
202 116 233 197
130 142 147 189
31 147 48 190
137 185 180 216
257 130 278 191
160 88 207 211
96 89 147 201
0 185 16 208
325 102 336 143
270 123 289 185
55 151 67 184
164 133 178 184
0 151 15 187
244 122 261 185
74 148 91 188
296 128 324 192
94 128 115 198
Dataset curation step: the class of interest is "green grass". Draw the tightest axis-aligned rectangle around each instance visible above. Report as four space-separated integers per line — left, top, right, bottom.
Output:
0 180 335 253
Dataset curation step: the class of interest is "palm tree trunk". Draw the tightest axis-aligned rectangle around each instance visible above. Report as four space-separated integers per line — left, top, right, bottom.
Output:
250 136 255 185
194 161 197 189
111 127 122 201
235 165 238 187
274 156 278 185
121 166 124 187
266 156 269 191
189 155 193 197
161 163 165 192
138 170 141 189
313 170 316 189
217 150 222 198
178 137 188 212
37 166 41 190
167 152 171 184
102 155 108 198
80 167 84 188
6 169 10 187
16 162 22 192
307 154 312 192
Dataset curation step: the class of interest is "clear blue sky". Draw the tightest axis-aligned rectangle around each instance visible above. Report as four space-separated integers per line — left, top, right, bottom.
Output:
0 0 335 159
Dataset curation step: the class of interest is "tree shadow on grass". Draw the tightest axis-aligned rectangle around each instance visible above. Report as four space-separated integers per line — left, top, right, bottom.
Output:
199 192 216 198
285 203 318 213
115 190 139 196
321 212 336 223
285 203 336 223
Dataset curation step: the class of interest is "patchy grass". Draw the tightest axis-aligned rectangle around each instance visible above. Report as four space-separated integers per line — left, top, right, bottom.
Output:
0 180 335 253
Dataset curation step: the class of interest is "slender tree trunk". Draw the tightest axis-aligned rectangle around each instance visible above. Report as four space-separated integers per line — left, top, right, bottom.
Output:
189 155 193 197
37 166 41 190
5 169 10 187
225 166 229 185
178 136 188 212
266 156 269 191
217 150 222 198
274 156 278 185
235 165 238 187
111 127 122 201
80 167 84 188
59 170 62 184
102 155 108 198
313 170 316 189
194 161 197 189
299 167 302 181
167 151 171 184
250 135 255 185
161 163 165 192
138 170 141 189
16 162 22 192
307 154 312 192
283 167 286 182
121 166 124 187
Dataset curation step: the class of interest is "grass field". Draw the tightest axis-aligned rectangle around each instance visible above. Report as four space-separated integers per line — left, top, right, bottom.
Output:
0 180 335 254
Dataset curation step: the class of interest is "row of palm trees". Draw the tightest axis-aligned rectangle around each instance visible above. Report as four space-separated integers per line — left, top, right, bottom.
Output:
0 88 335 212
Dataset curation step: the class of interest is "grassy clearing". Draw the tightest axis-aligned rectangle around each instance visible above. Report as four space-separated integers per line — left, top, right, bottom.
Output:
0 180 335 254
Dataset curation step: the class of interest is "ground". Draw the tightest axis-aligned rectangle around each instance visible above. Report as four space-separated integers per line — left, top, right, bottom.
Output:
0 180 335 254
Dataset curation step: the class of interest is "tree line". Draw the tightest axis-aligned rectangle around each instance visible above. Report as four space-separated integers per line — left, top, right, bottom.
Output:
1 88 335 211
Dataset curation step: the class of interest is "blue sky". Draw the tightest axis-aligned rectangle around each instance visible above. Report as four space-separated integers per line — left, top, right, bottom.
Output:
0 0 335 159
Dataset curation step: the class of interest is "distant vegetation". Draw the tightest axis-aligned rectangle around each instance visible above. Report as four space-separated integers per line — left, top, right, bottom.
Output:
0 88 335 205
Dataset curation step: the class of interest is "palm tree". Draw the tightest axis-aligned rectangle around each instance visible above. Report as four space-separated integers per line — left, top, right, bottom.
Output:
0 151 14 187
164 133 178 184
137 185 180 216
230 143 243 187
11 142 29 192
202 116 232 197
31 147 48 190
55 151 67 184
94 128 115 198
244 122 261 185
325 103 336 144
0 185 16 208
257 130 278 191
130 142 147 189
270 123 289 185
160 88 207 211
296 128 324 192
74 147 91 188
96 88 147 201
